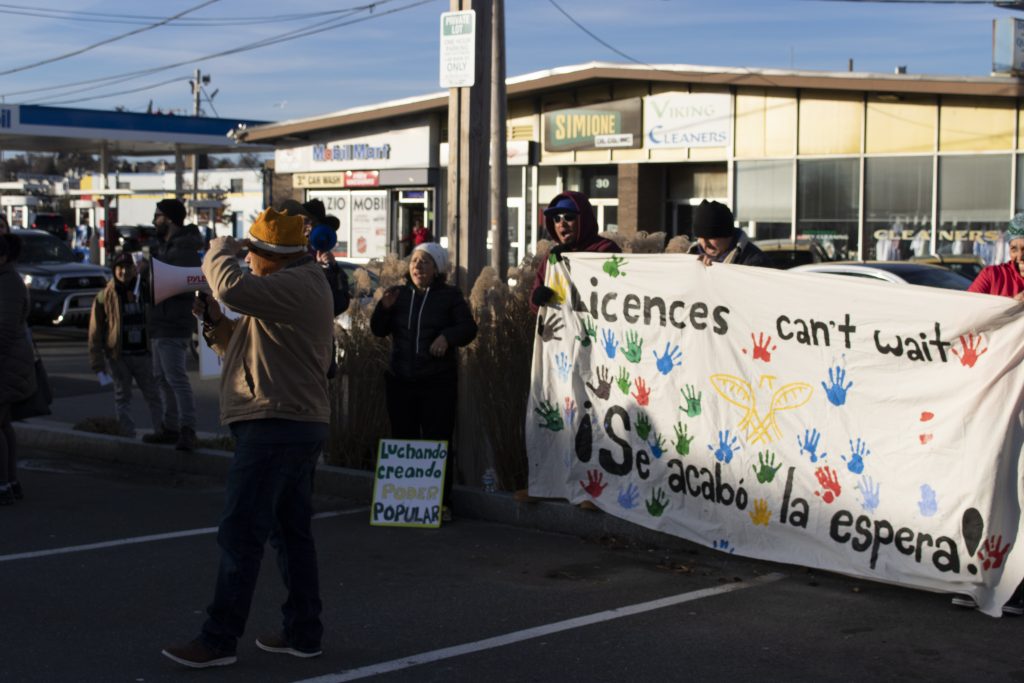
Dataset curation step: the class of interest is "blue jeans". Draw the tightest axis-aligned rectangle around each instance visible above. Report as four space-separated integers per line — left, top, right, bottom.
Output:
150 337 195 431
200 420 325 654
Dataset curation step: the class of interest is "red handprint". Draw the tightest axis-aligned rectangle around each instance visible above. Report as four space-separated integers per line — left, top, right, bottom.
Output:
631 377 651 406
751 332 776 363
813 466 842 503
580 469 607 498
951 333 988 368
978 534 1011 571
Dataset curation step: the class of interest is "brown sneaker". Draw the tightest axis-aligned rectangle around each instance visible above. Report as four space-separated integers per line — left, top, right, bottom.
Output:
162 639 236 668
255 633 322 658
175 426 197 452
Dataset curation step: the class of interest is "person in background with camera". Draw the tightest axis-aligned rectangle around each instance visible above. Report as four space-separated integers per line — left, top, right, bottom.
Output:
143 198 201 451
88 252 164 439
162 208 334 668
0 232 34 505
370 243 477 522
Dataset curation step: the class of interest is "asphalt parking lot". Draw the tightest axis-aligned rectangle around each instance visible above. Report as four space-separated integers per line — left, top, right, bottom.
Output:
3 448 1023 683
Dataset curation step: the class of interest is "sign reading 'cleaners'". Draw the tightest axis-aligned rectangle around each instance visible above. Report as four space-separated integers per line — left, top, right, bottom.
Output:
440 10 475 88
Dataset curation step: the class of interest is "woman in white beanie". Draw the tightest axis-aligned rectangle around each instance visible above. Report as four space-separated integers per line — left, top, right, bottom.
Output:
371 243 477 521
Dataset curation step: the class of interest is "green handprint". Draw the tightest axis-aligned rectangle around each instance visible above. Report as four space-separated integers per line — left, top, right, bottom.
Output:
680 384 702 418
620 330 643 364
534 400 564 432
635 410 652 441
616 367 631 395
673 422 694 456
603 254 627 278
752 450 782 484
576 315 597 347
646 487 668 517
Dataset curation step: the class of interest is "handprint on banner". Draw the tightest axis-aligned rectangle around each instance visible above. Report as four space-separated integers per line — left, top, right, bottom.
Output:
635 411 652 441
631 377 651 406
555 352 572 382
748 332 776 363
616 367 631 395
951 332 988 368
537 313 564 343
856 476 880 513
581 469 607 498
749 499 771 526
797 428 828 463
576 316 597 348
620 330 644 363
752 450 782 484
618 483 640 510
821 365 853 406
586 365 612 400
978 535 1011 571
713 539 735 554
603 254 628 278
918 484 938 517
814 466 842 503
646 487 669 517
652 343 683 376
563 397 577 429
841 437 871 475
673 422 694 456
680 384 702 418
534 400 564 431
601 329 618 359
710 374 812 445
549 270 569 305
708 430 740 464
649 433 666 459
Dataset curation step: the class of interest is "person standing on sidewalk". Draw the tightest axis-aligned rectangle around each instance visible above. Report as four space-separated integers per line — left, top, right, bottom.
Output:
88 252 164 439
162 208 334 668
143 199 201 451
0 233 34 504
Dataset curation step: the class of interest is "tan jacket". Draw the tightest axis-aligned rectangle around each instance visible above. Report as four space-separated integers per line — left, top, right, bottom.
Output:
87 280 136 372
202 242 333 426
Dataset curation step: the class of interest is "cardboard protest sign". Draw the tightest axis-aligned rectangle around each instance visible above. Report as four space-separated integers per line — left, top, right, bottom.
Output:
371 439 448 528
526 253 1024 616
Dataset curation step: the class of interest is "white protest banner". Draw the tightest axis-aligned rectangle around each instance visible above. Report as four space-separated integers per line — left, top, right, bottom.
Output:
526 254 1024 616
371 439 448 528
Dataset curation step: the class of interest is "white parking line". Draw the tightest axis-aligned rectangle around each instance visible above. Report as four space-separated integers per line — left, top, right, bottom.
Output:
0 508 366 564
291 572 787 683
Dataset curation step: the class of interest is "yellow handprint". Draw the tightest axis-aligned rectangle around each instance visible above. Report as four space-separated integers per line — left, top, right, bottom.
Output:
549 271 569 305
749 498 771 526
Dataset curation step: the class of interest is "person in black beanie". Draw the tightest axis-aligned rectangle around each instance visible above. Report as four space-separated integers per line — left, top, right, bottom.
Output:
687 199 767 267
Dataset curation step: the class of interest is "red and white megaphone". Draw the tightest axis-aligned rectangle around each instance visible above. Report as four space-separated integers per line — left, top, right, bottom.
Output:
151 258 211 304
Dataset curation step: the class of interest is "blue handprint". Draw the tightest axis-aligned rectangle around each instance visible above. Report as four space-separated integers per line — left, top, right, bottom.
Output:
708 430 740 464
652 342 683 376
918 484 938 517
797 428 828 463
601 329 618 360
555 352 572 382
713 539 735 554
821 365 854 407
618 482 640 510
856 475 880 513
648 433 666 459
563 397 577 429
841 437 870 474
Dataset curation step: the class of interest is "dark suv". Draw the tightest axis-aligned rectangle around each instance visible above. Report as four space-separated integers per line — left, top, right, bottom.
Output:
31 213 71 242
15 229 110 326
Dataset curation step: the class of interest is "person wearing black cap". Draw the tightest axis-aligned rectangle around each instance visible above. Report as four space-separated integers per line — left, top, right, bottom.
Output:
687 199 767 267
143 198 202 451
529 191 621 314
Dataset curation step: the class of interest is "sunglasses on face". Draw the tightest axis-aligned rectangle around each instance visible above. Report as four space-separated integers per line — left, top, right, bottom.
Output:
552 212 578 224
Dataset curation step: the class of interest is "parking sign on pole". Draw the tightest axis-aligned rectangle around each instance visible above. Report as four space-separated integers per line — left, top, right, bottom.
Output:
440 10 475 88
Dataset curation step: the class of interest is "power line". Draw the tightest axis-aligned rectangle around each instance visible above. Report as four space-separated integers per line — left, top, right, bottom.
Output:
37 76 193 107
546 0 652 67
0 0 221 77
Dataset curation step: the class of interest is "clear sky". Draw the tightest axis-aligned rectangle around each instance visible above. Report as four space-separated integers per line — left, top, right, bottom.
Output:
0 0 1016 124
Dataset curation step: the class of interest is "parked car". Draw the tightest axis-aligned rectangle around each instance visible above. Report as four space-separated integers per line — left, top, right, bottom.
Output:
15 229 111 326
789 261 973 290
909 254 985 282
31 212 71 242
755 238 834 270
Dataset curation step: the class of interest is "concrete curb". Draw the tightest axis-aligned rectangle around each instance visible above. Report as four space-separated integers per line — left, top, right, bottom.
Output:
14 421 697 551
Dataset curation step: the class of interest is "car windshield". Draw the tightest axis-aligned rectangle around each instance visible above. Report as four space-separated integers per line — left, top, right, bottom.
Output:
18 232 74 264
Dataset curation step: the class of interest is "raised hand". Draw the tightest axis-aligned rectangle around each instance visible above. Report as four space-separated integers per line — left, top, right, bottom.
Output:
534 400 564 431
814 466 842 503
841 437 870 474
797 427 827 463
648 432 666 459
617 482 640 509
749 499 771 526
856 475 880 513
821 365 854 406
635 410 652 441
652 342 683 376
631 377 650 406
645 487 668 516
979 535 1011 571
580 469 607 498
752 450 781 484
601 329 618 359
709 430 740 464
951 332 988 368
603 254 627 278
538 312 564 343
586 365 612 400
563 397 577 428
620 330 643 364
576 316 597 347
673 422 694 456
680 384 702 417
616 367 631 395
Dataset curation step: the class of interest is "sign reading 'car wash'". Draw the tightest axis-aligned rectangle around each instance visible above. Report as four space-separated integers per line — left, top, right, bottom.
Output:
440 10 475 88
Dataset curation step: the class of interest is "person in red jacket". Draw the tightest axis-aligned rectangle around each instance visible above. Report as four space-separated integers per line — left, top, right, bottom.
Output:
968 214 1024 300
529 191 620 313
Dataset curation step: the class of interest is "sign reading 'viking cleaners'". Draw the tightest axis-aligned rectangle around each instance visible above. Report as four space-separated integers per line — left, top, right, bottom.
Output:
371 439 448 528
643 91 732 149
527 254 1024 616
543 98 643 152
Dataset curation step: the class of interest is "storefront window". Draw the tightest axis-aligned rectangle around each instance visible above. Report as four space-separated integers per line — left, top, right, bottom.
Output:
735 159 793 241
864 156 932 260
797 158 859 259
938 155 1011 264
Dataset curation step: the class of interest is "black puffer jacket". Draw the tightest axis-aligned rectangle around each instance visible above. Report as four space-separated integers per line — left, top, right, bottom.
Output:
370 282 477 382
0 263 36 405
148 224 203 338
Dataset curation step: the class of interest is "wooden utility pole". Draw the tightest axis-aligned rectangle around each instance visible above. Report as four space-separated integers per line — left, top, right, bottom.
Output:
446 0 492 293
488 0 507 276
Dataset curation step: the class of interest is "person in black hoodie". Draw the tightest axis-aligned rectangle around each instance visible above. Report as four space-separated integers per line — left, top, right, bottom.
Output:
370 243 477 520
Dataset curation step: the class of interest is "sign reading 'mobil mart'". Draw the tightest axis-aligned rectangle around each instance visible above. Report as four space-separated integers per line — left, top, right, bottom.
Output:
440 11 475 88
